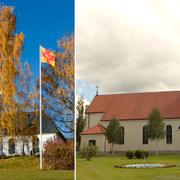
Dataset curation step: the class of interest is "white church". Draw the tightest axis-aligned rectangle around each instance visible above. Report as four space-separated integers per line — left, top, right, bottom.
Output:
80 91 180 153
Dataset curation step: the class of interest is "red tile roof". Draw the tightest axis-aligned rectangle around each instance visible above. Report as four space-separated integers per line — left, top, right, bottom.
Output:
86 91 180 121
80 124 106 135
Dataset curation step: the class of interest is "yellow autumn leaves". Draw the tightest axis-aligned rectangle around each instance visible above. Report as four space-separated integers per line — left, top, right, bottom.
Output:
0 6 24 135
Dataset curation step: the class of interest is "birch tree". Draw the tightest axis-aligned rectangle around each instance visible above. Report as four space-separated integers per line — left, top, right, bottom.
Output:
106 116 122 155
42 35 74 136
147 107 165 156
16 62 38 154
0 5 24 135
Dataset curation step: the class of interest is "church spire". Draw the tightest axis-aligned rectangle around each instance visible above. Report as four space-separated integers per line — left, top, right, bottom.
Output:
96 85 99 96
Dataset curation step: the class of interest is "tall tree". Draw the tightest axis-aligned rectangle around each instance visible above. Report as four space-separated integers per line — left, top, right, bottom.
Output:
106 116 122 155
42 35 74 136
0 5 24 135
16 62 38 154
76 96 86 151
147 107 165 156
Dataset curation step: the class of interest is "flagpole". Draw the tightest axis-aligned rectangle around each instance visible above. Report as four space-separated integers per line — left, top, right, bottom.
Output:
39 45 43 170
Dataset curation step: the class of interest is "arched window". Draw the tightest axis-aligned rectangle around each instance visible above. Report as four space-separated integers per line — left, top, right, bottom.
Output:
89 140 96 146
143 126 148 144
118 127 124 145
166 125 172 144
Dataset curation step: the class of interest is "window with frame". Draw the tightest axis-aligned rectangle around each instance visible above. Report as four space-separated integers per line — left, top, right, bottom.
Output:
143 125 148 144
166 125 172 144
9 138 15 154
33 137 39 154
89 139 96 146
118 127 124 145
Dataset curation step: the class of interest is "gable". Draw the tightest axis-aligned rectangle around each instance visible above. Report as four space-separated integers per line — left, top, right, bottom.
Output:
81 124 106 135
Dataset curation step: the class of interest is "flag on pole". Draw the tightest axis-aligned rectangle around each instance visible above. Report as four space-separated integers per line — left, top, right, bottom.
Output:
41 46 56 67
39 45 56 170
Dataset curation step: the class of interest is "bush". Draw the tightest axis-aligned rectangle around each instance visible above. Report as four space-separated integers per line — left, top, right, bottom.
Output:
142 150 149 159
0 154 6 159
135 150 149 159
43 139 74 170
135 150 143 159
125 150 134 159
81 143 97 161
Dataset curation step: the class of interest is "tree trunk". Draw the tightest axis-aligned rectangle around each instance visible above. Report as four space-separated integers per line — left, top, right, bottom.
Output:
112 143 115 155
156 139 159 156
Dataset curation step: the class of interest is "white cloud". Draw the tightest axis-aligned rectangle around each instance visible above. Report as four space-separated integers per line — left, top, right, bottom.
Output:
76 0 180 94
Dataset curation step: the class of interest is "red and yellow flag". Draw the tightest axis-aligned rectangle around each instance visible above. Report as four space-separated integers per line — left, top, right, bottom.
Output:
41 46 56 67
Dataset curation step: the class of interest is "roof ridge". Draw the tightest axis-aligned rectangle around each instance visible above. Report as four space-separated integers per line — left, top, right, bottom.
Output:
87 91 180 121
98 90 180 96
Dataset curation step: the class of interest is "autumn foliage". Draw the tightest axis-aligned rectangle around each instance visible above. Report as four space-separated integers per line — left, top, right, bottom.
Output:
42 35 74 135
0 5 24 135
0 5 39 141
43 139 74 170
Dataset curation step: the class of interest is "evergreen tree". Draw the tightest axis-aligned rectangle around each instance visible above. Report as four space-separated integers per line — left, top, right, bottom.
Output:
76 96 86 151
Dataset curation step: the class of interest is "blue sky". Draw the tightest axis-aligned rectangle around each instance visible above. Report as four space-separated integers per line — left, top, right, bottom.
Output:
76 80 97 103
2 0 74 79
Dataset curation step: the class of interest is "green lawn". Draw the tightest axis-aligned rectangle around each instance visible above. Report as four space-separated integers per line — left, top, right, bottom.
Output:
0 156 74 180
77 154 180 180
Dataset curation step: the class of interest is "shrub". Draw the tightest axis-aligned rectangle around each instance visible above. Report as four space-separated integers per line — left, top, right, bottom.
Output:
81 143 97 161
43 139 74 170
135 150 143 159
125 150 134 159
0 154 6 159
135 150 149 159
142 150 149 159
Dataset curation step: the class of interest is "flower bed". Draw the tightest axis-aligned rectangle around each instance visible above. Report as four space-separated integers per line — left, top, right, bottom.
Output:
114 163 176 168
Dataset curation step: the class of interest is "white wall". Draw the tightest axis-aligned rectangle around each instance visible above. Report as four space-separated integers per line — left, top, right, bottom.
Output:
81 134 106 152
1 136 32 156
37 133 56 151
101 119 180 152
86 113 104 128
0 133 57 156
82 114 180 152
2 137 9 156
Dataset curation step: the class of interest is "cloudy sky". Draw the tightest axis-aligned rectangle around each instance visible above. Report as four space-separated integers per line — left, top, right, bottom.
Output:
76 0 180 102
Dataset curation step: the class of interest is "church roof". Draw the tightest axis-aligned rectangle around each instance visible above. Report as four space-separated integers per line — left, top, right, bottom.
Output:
86 91 180 121
81 124 106 135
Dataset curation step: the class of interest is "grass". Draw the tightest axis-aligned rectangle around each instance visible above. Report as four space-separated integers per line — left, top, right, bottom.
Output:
76 154 180 180
0 156 74 180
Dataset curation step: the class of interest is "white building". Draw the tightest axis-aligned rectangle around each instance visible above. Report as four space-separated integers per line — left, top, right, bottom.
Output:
0 112 66 156
81 91 180 153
